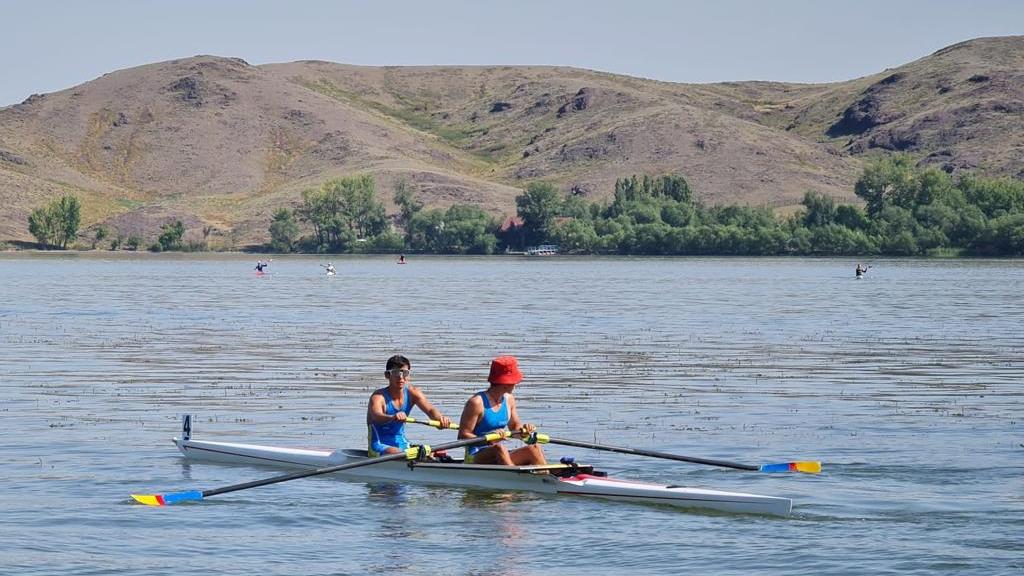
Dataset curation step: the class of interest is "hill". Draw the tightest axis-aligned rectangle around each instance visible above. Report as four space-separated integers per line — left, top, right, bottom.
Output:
1 36 1021 247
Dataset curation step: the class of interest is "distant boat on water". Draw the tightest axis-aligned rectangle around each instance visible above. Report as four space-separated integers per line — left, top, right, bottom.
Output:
525 244 560 256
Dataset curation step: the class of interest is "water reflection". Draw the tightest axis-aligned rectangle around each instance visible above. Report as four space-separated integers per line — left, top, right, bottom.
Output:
365 481 411 504
459 489 537 510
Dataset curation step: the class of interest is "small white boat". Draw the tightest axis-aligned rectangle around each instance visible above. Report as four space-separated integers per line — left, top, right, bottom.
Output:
173 434 792 516
525 244 560 256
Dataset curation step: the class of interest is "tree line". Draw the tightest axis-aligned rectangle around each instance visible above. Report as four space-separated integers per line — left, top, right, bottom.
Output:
24 155 1024 256
267 157 1024 256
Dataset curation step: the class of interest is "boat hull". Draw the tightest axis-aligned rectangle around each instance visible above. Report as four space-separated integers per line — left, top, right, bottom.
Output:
174 437 792 516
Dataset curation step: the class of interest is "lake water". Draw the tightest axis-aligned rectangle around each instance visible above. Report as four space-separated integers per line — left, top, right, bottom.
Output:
1 254 1021 575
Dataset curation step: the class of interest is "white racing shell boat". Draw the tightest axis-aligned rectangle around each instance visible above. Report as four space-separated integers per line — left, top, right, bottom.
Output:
173 424 793 516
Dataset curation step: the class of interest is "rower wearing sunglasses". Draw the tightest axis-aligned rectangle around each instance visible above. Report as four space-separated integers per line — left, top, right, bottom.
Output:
366 354 452 456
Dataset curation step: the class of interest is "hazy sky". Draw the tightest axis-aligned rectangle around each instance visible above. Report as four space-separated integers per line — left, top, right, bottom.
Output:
2 0 1022 106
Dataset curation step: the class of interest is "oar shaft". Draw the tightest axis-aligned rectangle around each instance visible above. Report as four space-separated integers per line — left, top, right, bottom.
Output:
407 419 753 470
535 435 759 471
201 433 504 498
405 419 816 474
203 448 404 498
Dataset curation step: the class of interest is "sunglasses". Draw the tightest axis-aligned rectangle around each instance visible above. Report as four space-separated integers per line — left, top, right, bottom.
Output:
386 369 411 378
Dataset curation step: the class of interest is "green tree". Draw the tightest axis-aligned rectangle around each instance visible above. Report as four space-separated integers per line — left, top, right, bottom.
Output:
655 174 692 203
959 175 1024 218
93 225 109 249
268 208 300 253
560 193 591 220
27 207 58 249
882 230 919 255
357 229 406 253
981 213 1024 255
516 182 562 247
661 203 695 228
834 204 870 230
406 209 447 253
156 220 185 251
801 191 836 227
28 195 81 249
438 205 498 254
810 224 875 255
297 175 386 251
854 155 919 216
393 179 423 227
55 196 81 249
551 218 598 253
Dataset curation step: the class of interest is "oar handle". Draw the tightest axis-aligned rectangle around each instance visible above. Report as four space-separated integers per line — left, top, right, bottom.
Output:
405 417 458 430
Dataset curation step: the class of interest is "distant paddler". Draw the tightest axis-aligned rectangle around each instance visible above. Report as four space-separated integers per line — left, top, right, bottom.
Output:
855 263 870 278
321 263 336 276
255 259 271 273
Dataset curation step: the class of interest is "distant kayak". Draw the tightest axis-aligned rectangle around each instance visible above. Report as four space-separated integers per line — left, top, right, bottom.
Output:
326 270 336 276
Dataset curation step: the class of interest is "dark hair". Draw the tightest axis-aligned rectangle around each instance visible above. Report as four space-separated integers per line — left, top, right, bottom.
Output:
386 354 410 371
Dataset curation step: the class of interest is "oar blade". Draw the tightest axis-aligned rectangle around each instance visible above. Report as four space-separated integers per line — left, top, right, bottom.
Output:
759 461 821 474
131 490 203 506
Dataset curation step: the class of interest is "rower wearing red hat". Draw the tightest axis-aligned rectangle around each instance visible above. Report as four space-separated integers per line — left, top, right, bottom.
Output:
457 355 546 465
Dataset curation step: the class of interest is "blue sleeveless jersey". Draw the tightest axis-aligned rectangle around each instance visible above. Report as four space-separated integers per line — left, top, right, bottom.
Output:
467 391 509 457
367 387 414 456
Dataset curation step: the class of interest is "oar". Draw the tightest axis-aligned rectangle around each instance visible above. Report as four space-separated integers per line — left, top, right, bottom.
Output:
401 419 819 473
404 417 456 428
131 431 509 506
527 433 820 474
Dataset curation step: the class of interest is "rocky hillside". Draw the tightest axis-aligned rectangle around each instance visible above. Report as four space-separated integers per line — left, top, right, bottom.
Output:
0 36 1021 247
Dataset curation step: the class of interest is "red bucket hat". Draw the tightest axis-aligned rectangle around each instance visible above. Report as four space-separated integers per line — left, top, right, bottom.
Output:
488 355 523 385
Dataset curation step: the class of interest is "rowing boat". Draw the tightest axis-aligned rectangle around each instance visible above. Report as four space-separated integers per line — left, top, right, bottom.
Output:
173 430 793 516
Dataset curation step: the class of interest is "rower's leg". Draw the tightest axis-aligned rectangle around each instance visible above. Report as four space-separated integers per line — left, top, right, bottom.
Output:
510 444 546 466
469 444 514 466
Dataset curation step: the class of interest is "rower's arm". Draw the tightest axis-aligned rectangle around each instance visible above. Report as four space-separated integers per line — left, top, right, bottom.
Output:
458 397 482 439
409 387 450 428
506 395 535 437
366 393 396 424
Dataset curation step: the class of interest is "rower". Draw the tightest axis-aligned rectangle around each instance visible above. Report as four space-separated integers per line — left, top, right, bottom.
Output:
457 355 546 466
366 354 451 457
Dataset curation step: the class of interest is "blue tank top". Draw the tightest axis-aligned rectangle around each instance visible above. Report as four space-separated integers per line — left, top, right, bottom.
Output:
367 387 413 456
467 391 509 456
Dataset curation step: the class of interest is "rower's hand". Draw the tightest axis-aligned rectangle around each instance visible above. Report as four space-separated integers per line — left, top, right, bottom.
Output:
435 415 452 430
518 423 536 439
393 412 407 422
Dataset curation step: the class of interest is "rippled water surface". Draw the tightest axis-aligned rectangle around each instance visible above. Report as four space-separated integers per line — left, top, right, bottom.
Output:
1 254 1022 575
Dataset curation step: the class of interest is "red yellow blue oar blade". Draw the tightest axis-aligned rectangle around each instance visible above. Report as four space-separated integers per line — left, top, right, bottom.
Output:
758 461 821 474
131 490 204 506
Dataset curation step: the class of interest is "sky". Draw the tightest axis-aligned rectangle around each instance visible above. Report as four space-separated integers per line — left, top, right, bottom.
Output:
2 0 1023 107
